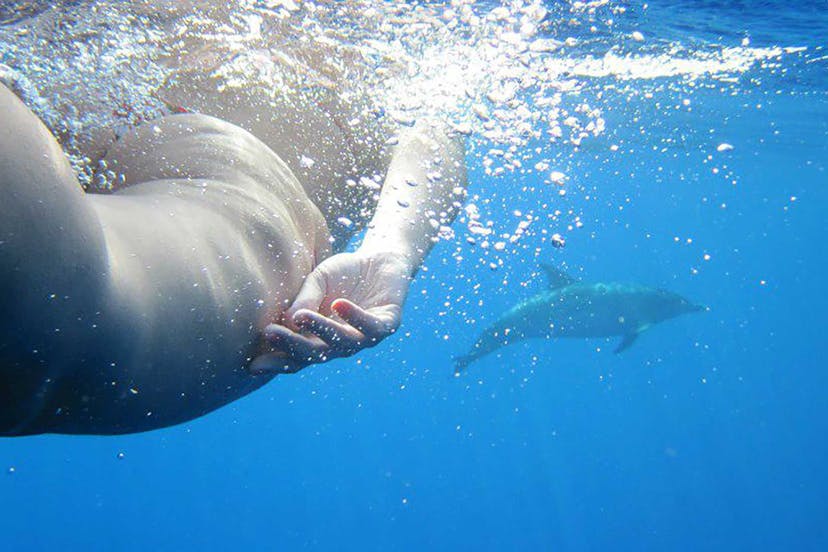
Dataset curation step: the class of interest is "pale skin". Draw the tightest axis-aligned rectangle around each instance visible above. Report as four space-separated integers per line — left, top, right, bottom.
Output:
0 9 466 435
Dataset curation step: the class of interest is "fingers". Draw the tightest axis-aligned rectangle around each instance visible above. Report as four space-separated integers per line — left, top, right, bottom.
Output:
293 309 362 355
332 299 400 340
263 323 328 363
260 299 402 370
261 310 364 365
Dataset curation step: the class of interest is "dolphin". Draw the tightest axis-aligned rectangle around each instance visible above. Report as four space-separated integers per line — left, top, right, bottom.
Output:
454 265 705 372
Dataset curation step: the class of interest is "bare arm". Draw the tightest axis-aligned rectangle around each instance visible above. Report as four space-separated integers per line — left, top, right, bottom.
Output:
0 83 329 434
0 83 114 434
360 122 467 273
255 121 467 372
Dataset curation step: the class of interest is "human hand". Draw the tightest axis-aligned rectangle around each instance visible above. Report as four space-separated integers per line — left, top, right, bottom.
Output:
249 249 413 374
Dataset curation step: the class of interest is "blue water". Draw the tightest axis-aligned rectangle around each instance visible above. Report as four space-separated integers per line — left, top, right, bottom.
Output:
2 1 827 550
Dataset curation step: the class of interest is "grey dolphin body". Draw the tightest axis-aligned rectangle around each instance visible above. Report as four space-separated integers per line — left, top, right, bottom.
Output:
454 266 704 372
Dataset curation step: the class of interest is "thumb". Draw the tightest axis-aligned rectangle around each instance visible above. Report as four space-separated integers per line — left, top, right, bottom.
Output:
286 268 327 322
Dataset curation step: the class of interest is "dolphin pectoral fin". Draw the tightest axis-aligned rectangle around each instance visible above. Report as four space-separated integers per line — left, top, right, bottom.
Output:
453 354 475 374
614 332 639 354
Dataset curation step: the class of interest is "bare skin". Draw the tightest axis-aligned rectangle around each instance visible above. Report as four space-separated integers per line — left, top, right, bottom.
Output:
0 5 465 435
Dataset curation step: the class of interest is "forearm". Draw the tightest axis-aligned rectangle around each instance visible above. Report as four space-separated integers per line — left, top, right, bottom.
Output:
360 122 467 273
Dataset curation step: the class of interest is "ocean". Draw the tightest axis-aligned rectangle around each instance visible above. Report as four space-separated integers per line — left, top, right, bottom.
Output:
1 1 826 550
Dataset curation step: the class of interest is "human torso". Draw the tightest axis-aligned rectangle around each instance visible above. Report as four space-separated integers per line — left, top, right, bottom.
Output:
0 1 396 433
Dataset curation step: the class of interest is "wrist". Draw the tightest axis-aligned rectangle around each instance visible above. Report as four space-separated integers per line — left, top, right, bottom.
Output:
356 242 419 276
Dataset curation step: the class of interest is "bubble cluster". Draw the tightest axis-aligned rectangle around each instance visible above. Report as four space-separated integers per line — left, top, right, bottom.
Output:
0 0 805 265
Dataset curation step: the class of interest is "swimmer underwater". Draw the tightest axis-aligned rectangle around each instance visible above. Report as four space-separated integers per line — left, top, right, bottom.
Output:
0 1 466 435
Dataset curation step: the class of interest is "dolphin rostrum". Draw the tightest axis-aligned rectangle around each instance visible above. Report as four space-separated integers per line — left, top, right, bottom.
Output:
454 265 705 372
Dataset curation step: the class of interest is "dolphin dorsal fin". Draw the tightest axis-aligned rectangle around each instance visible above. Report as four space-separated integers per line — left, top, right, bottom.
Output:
540 264 577 289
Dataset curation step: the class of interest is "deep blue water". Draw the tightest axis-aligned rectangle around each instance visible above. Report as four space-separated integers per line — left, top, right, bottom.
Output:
2 1 827 550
